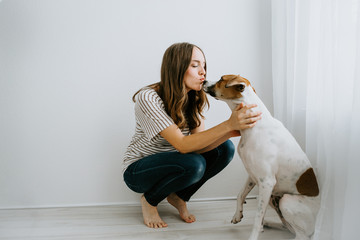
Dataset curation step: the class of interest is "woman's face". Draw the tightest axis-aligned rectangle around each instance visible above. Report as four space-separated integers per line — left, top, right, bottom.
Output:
183 47 206 92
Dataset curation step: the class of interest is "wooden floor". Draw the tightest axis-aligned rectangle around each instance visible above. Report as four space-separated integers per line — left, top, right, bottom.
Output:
0 198 294 240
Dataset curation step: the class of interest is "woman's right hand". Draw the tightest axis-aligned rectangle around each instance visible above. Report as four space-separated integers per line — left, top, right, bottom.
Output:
227 103 262 130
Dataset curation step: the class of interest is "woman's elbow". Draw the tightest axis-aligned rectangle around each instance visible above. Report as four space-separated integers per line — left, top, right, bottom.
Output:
177 148 190 154
175 145 193 154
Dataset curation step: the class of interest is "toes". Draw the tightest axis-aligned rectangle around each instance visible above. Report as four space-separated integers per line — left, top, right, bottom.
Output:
184 215 196 223
184 218 192 223
157 222 167 228
146 221 168 228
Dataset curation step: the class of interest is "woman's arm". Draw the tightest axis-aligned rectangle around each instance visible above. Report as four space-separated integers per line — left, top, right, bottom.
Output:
160 103 261 154
189 118 240 154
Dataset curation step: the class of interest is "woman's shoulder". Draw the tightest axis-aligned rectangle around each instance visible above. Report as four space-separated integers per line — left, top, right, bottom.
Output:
137 86 158 95
135 86 162 103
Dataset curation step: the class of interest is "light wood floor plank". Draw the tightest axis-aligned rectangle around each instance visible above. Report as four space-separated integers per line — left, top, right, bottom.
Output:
0 199 294 239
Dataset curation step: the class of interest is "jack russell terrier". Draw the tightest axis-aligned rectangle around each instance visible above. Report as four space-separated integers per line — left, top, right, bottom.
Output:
204 75 320 240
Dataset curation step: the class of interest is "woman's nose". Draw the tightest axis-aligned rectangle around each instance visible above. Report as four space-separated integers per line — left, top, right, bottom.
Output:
199 66 206 75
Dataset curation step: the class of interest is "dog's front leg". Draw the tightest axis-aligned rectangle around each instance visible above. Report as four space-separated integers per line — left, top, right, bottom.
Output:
249 176 276 240
232 176 256 224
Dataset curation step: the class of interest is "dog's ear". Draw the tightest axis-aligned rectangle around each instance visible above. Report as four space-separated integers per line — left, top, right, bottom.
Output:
224 75 240 87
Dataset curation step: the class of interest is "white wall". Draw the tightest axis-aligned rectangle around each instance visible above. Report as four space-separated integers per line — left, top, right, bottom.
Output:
0 0 272 208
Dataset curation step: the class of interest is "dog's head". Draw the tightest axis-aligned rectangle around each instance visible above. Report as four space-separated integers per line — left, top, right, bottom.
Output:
203 74 255 100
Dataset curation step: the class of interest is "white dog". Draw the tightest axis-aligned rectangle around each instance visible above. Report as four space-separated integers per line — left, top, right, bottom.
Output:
204 75 320 240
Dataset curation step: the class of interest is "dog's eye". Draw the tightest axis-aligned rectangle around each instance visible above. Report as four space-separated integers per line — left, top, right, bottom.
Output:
235 84 245 92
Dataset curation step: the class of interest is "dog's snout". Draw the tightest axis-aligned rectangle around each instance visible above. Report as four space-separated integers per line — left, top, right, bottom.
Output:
203 83 217 98
202 81 210 93
207 87 215 96
209 91 217 97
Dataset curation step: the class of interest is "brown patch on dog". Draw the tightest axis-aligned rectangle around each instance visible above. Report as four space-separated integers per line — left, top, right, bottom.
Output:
211 75 250 99
296 168 319 196
222 75 251 87
213 79 242 99
206 74 256 100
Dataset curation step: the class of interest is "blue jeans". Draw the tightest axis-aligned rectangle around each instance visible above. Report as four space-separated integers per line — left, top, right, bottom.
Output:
123 140 235 206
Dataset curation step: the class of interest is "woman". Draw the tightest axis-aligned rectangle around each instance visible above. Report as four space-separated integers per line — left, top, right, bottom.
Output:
123 42 262 228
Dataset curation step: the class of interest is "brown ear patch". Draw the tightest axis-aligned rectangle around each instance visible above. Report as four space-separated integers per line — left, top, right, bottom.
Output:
296 168 319 197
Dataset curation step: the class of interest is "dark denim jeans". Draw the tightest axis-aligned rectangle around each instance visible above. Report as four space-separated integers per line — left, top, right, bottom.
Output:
123 140 235 206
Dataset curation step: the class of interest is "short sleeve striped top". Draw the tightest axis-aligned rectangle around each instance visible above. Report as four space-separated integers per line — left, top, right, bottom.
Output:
123 87 190 172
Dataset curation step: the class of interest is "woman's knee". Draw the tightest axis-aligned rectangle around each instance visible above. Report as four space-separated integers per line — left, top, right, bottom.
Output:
185 154 206 182
220 140 235 163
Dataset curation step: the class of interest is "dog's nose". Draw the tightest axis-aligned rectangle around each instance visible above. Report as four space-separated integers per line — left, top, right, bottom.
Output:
203 83 217 97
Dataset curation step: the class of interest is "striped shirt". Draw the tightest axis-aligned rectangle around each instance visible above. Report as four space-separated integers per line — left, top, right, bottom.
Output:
123 87 190 172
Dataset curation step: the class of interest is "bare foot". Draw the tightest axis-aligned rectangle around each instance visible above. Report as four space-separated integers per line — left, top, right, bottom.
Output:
167 193 196 223
141 195 168 228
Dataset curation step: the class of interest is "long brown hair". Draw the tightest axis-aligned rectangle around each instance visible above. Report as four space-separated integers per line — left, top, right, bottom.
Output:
133 42 209 130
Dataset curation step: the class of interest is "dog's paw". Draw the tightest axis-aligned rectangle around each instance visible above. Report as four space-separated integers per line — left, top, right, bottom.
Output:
231 211 243 224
